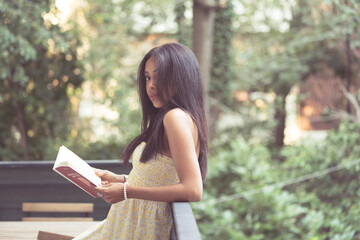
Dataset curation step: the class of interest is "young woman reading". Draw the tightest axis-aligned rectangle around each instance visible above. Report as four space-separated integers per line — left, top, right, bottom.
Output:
73 42 208 240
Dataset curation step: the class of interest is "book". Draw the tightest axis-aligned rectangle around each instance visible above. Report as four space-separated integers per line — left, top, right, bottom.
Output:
53 145 102 198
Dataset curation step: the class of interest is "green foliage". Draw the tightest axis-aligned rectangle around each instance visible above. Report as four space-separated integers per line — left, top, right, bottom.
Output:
68 0 144 156
194 138 307 239
174 0 192 47
231 0 360 148
0 0 84 160
210 0 235 105
80 137 127 160
0 0 179 161
194 120 360 239
281 121 360 239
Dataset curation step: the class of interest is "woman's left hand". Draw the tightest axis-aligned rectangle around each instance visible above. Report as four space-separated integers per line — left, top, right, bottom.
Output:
95 183 125 204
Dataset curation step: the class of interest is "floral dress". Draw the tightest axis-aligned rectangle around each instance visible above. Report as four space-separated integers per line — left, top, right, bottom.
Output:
73 142 180 240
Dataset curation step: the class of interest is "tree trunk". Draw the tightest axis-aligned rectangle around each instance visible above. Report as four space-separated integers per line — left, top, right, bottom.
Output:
273 94 287 148
192 0 216 117
345 32 353 114
272 72 291 149
16 102 30 160
8 68 31 160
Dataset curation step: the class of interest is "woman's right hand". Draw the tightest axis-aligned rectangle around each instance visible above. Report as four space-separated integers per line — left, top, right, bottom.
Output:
94 168 124 184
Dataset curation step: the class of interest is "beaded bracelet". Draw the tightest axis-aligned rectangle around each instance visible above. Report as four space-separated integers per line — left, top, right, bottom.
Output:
124 182 128 200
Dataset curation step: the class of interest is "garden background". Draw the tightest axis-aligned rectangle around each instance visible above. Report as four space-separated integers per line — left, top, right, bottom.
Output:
1 0 360 239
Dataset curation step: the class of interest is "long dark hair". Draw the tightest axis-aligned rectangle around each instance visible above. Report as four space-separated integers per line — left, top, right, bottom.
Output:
121 43 208 181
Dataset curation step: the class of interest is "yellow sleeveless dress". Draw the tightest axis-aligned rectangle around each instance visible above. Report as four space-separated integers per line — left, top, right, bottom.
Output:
73 142 180 240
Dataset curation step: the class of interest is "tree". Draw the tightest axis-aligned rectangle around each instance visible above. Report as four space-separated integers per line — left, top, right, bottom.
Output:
192 0 225 118
231 0 360 149
0 0 83 160
313 0 360 114
231 0 308 148
208 0 235 139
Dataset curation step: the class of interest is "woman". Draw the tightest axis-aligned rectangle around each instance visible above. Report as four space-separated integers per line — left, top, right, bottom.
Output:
74 43 208 240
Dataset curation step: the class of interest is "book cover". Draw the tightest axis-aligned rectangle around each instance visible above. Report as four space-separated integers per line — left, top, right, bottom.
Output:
53 146 102 198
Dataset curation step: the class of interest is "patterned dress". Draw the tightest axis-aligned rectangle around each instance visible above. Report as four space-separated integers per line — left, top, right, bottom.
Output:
73 142 180 240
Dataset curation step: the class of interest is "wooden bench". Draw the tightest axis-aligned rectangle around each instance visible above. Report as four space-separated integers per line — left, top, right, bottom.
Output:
22 202 94 221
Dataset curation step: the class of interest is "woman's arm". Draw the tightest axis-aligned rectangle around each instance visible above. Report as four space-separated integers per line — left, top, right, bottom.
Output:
95 108 203 203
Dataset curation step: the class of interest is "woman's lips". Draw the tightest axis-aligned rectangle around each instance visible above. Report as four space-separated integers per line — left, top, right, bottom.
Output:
148 94 157 100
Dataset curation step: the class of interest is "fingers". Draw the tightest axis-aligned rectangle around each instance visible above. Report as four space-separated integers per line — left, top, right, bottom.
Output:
94 168 106 177
95 186 107 201
95 186 104 193
95 169 114 183
94 169 118 183
96 183 111 191
101 181 109 186
95 185 114 204
95 183 124 204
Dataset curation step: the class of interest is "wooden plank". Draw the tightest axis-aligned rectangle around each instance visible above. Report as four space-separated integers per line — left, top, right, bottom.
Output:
37 231 73 240
0 221 100 240
22 217 93 221
0 184 110 221
22 203 94 213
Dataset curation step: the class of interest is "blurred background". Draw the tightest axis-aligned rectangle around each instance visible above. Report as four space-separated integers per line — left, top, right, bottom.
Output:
1 0 360 239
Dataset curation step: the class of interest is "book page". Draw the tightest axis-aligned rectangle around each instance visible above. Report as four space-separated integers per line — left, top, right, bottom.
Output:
54 146 101 187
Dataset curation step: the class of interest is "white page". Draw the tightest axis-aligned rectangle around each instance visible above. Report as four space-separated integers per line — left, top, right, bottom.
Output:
54 146 102 186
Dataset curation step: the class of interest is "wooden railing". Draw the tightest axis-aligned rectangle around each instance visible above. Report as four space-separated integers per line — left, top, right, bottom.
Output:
0 161 202 239
171 202 202 240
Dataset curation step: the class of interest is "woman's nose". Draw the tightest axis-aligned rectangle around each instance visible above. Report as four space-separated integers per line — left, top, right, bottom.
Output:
149 79 156 89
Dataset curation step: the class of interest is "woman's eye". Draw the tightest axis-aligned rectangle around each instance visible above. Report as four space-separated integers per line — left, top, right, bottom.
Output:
145 76 150 81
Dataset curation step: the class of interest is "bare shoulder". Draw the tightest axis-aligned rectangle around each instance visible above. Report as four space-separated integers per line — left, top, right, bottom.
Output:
163 108 200 157
163 108 193 127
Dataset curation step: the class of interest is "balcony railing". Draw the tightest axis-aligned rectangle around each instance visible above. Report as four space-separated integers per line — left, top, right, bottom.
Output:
171 202 202 240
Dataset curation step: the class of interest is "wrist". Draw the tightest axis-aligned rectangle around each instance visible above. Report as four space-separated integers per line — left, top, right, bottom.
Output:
125 183 132 199
121 174 128 183
116 174 125 183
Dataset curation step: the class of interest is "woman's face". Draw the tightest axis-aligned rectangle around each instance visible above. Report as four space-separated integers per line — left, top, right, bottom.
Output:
145 56 163 108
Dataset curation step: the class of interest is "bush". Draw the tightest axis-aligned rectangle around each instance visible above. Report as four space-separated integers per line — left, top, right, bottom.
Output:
194 120 360 239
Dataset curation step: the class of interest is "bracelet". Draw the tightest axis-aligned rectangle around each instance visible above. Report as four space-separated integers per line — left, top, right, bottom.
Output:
123 182 128 200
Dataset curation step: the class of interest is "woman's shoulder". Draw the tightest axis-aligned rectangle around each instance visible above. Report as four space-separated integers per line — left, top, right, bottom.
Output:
163 108 192 125
163 108 196 137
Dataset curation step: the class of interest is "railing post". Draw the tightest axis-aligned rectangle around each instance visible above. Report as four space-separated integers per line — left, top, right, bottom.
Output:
170 202 202 240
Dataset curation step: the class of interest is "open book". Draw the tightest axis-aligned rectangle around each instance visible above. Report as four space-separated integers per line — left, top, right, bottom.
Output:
53 146 102 198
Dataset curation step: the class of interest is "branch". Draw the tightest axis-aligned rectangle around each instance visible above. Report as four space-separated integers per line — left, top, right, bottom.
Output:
340 84 360 121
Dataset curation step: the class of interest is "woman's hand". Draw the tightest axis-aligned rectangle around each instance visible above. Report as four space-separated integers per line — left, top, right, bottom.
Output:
94 168 124 185
95 183 125 204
